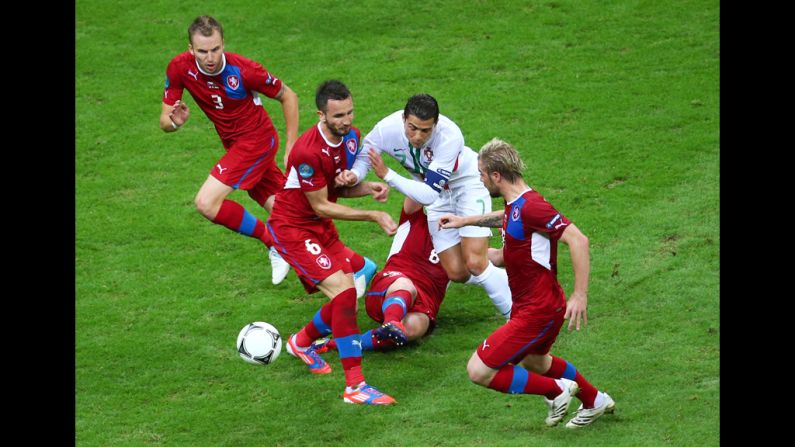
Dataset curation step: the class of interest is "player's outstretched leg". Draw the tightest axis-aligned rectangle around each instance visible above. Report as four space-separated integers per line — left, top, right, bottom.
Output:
286 333 331 374
565 392 615 428
343 381 396 405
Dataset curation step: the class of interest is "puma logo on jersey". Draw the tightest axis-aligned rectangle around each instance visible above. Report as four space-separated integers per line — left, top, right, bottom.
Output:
216 164 227 174
545 213 562 229
321 148 330 157
301 178 314 186
482 340 490 350
187 69 198 80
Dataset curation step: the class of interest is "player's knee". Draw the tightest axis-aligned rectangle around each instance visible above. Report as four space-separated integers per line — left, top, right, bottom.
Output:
446 267 471 283
465 255 489 276
403 314 429 341
194 193 218 219
466 354 493 386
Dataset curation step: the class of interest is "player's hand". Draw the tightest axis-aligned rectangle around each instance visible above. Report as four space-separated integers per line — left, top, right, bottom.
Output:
564 291 588 331
170 100 190 126
335 170 358 188
438 213 467 229
373 211 397 235
369 182 389 202
368 149 388 179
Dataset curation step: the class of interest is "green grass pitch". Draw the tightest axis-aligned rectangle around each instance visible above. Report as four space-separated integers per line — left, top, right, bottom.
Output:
76 1 719 445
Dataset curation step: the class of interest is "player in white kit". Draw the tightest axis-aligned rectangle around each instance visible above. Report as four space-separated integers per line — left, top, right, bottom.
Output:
340 94 512 318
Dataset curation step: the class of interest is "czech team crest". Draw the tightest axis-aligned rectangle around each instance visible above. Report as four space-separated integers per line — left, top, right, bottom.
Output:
226 75 240 90
316 254 332 270
346 139 357 156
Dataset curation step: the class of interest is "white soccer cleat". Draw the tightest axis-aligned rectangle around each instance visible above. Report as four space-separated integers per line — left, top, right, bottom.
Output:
544 379 579 426
269 247 290 285
354 273 367 298
353 257 377 298
565 392 615 429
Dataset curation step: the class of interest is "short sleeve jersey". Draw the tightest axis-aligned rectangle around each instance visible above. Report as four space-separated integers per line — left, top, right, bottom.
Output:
270 123 361 224
163 52 282 142
502 189 572 314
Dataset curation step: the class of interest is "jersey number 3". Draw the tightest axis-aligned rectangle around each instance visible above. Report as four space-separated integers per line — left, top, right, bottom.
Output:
211 94 224 109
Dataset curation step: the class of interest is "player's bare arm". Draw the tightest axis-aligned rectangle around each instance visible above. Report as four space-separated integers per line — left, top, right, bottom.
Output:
438 211 503 229
304 187 397 235
559 223 590 331
274 84 299 166
160 100 190 132
338 181 390 202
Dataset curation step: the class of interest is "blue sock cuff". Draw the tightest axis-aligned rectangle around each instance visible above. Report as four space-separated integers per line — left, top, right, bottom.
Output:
312 309 332 337
508 365 529 394
382 296 407 316
355 257 377 284
562 362 577 381
360 330 374 351
239 209 258 236
336 334 363 359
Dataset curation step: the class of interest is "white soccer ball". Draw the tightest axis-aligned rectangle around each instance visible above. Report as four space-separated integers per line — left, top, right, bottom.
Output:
236 321 282 365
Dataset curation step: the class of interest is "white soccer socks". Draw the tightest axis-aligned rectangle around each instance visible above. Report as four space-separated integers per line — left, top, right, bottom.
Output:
467 261 512 318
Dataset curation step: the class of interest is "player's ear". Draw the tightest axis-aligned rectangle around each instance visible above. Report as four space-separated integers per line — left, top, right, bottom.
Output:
317 110 326 122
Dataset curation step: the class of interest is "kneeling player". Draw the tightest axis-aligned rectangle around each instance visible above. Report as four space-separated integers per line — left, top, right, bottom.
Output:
319 198 449 352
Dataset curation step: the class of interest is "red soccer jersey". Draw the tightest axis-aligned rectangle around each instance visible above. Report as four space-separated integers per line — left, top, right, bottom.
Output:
270 123 361 225
383 207 449 308
163 52 282 143
502 189 572 315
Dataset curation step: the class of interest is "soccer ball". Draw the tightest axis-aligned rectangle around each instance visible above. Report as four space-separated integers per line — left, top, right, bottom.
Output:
236 321 282 365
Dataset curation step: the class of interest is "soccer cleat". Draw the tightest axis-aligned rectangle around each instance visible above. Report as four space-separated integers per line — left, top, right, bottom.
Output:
269 247 290 285
373 321 408 346
353 257 377 298
343 383 396 405
544 379 579 426
285 334 331 374
311 338 333 354
565 392 616 429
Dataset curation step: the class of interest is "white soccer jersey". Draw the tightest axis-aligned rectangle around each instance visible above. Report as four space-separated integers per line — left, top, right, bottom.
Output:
350 110 480 189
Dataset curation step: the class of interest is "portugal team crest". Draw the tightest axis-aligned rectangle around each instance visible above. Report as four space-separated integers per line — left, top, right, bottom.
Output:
512 205 521 221
423 147 434 162
316 254 332 270
226 75 239 90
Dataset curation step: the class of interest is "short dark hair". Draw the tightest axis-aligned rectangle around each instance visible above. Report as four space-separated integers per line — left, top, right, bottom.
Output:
188 16 224 44
315 80 352 111
404 93 439 123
